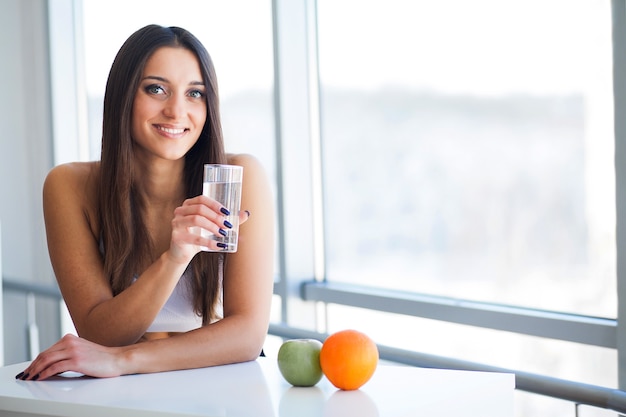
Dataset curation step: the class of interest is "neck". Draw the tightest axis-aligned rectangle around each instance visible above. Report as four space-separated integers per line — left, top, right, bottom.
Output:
134 158 187 206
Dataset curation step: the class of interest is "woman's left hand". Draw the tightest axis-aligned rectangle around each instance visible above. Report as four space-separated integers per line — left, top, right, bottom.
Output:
15 334 126 381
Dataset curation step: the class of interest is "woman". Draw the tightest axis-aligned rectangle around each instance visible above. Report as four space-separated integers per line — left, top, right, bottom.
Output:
15 25 274 381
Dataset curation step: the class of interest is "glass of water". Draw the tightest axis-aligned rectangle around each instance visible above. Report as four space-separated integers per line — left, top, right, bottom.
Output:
200 164 243 252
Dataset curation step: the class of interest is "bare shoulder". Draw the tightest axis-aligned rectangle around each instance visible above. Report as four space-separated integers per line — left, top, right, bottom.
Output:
226 153 273 213
43 161 101 234
226 153 271 193
44 161 100 191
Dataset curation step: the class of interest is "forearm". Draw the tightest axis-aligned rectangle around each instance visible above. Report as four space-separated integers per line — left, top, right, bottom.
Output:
74 252 189 346
17 313 268 382
120 315 268 375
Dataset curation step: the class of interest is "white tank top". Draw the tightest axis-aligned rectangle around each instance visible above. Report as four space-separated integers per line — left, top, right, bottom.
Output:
137 269 223 333
145 270 204 332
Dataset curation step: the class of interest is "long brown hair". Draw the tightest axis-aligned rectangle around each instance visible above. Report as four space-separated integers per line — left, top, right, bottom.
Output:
99 25 226 324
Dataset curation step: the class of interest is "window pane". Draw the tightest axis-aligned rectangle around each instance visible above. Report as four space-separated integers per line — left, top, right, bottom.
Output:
318 0 616 318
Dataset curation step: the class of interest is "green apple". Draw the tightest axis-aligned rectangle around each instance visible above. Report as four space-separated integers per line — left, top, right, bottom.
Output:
277 339 324 387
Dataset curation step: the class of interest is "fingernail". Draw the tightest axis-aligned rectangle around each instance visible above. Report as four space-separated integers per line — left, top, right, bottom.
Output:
15 372 24 380
245 210 251 217
217 242 228 249
220 207 230 216
32 374 40 381
223 220 233 229
21 373 29 380
218 228 227 237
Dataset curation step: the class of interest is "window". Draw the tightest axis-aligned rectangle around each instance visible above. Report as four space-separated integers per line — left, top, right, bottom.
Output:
317 0 615 318
313 1 617 415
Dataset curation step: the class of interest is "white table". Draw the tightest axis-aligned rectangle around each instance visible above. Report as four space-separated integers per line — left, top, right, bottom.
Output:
0 358 514 416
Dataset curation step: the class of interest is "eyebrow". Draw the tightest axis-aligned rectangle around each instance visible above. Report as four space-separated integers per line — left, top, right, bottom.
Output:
142 75 205 86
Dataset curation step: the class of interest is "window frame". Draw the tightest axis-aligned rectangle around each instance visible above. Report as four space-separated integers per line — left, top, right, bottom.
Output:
612 0 626 392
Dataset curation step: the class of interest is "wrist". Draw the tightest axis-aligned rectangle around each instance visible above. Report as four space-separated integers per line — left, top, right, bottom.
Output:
161 247 194 269
117 344 140 376
159 249 191 275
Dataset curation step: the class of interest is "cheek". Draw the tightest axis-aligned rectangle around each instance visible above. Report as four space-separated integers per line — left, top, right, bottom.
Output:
132 96 155 121
131 97 156 133
194 107 208 127
194 105 207 124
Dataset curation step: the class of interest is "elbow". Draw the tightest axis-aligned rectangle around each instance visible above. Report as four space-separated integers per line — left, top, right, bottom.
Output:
240 349 264 363
75 325 141 347
234 323 269 363
241 331 268 362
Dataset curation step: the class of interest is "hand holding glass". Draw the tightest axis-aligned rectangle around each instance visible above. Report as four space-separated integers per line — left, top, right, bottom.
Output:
198 164 243 252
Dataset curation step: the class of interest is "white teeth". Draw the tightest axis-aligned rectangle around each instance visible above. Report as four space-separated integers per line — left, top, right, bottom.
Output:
157 126 185 134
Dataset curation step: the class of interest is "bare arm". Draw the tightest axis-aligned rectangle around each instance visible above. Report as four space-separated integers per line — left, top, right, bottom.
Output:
122 153 275 372
43 163 182 346
23 154 274 379
42 162 241 346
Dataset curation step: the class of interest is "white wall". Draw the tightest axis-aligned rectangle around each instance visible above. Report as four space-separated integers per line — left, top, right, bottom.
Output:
0 0 59 364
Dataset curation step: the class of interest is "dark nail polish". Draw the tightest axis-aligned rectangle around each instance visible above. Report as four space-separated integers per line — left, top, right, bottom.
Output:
245 210 251 217
21 373 29 380
32 374 40 381
217 242 228 249
223 220 233 229
15 372 24 380
220 207 230 216
218 228 227 237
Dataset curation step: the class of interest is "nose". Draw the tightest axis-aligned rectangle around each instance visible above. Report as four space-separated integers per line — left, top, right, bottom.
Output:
163 93 185 119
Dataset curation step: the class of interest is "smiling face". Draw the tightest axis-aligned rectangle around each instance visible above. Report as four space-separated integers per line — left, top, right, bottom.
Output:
131 46 207 165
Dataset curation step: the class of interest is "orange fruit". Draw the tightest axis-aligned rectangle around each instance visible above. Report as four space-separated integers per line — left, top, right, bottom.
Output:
320 329 379 390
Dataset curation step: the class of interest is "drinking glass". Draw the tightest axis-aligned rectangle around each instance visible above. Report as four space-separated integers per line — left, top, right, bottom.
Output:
199 164 243 252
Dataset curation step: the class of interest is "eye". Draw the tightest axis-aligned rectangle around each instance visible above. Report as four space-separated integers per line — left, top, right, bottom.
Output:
188 89 205 99
145 84 166 95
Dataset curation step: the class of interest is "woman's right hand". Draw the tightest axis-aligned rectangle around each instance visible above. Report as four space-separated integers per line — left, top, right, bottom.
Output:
16 334 127 381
